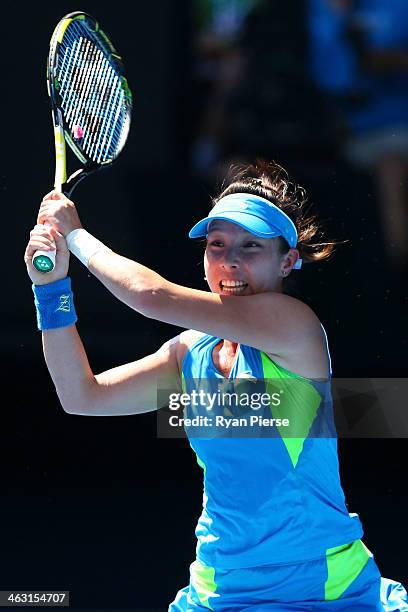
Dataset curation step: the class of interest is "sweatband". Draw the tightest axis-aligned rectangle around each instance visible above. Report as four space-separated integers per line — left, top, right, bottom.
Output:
32 277 77 331
66 228 110 268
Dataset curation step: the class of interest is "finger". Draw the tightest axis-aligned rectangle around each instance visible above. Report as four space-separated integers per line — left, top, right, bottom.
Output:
38 198 69 222
29 227 55 243
25 238 55 259
25 232 54 254
30 224 55 241
42 191 57 201
38 200 58 215
37 210 48 225
43 194 67 206
37 216 60 231
39 200 52 210
50 191 65 200
28 238 54 252
42 190 65 201
37 203 50 223
31 222 53 233
53 231 69 253
37 208 56 225
47 225 62 240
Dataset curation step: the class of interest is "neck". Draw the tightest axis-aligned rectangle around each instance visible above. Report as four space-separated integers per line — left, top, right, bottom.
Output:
220 339 238 353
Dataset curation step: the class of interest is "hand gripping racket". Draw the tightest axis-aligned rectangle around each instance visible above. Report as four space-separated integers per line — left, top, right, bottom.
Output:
32 11 132 273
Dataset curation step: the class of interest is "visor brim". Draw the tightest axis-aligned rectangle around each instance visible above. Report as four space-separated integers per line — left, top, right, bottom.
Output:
188 214 281 239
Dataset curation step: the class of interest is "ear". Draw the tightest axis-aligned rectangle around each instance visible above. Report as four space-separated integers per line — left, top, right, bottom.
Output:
281 248 300 276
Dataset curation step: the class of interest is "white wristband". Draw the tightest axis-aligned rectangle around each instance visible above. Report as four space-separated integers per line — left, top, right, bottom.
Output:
66 229 110 268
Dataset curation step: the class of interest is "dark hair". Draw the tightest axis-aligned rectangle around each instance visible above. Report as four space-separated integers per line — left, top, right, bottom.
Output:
213 159 336 264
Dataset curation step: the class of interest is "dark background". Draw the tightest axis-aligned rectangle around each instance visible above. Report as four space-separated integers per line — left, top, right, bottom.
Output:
1 1 407 610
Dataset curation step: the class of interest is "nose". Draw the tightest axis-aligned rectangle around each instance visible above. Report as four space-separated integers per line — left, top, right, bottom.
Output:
220 246 240 269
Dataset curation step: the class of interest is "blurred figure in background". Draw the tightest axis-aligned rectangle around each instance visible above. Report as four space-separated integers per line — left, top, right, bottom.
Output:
191 0 337 182
190 0 258 178
308 0 408 279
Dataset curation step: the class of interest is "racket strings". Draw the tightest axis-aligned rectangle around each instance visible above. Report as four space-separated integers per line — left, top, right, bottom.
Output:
60 37 121 160
57 20 129 163
62 39 97 131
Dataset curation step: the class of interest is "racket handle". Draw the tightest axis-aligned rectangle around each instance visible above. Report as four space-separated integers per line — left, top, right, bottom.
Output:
32 223 56 273
32 169 63 272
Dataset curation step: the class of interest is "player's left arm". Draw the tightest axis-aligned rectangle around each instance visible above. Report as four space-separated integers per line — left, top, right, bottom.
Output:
91 255 319 357
40 196 321 357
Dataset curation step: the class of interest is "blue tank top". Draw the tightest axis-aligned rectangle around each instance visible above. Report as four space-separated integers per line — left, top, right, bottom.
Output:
181 331 363 569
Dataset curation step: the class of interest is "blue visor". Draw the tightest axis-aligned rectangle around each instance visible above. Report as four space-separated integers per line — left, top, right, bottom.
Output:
189 193 302 269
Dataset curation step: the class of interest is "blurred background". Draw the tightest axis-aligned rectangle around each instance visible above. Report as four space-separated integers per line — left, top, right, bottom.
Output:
1 0 407 609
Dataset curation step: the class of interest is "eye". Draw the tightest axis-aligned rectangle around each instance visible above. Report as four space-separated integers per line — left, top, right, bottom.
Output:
244 241 260 248
208 240 224 247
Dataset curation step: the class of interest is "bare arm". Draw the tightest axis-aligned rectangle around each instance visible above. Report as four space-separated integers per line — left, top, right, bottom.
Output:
25 217 181 417
38 193 322 360
42 326 181 416
86 249 321 358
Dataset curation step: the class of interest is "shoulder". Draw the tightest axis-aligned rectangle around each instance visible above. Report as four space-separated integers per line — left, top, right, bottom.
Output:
265 319 331 380
162 330 206 375
159 329 205 367
177 329 206 369
243 292 323 353
143 280 322 359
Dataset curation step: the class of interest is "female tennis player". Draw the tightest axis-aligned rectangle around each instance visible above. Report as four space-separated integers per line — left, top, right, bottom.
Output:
25 161 407 611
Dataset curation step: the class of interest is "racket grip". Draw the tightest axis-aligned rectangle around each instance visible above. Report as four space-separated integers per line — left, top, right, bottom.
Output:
32 223 56 273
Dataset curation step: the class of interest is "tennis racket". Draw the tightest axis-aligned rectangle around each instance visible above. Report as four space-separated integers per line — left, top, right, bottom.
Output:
32 11 132 273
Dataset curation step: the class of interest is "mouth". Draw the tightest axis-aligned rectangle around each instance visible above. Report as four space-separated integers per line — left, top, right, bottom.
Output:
219 280 248 294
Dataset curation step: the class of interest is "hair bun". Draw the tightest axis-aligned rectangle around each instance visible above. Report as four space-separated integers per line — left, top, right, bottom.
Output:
213 159 337 265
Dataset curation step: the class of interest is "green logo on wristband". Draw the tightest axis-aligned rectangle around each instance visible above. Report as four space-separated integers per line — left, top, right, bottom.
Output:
33 255 54 273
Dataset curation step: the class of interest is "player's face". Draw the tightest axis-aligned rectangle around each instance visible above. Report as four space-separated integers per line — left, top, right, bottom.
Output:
204 220 287 296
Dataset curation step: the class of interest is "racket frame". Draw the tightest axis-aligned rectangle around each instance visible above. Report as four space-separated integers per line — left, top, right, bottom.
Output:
48 11 132 197
32 11 132 273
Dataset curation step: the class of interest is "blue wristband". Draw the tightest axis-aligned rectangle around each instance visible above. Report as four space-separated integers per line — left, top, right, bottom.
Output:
32 277 78 331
